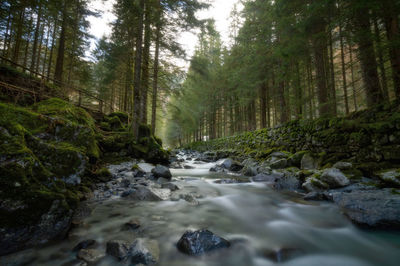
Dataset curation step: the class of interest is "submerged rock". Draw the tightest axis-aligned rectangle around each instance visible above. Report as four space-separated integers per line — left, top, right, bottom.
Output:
77 249 105 264
123 219 141 231
72 239 97 252
177 229 230 255
130 238 159 265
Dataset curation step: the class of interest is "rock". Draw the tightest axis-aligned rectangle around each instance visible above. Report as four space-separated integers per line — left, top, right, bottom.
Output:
72 239 96 252
332 161 353 170
252 172 284 182
242 166 258 176
219 158 243 172
320 168 350 188
184 165 195 169
302 176 329 192
61 259 87 266
127 186 170 201
77 249 105 264
177 229 230 255
106 240 130 261
329 189 400 228
0 200 73 256
269 158 288 169
130 238 159 265
151 165 172 180
270 151 288 159
123 219 141 230
301 153 321 170
180 194 199 205
376 169 400 187
303 192 327 201
121 189 134 197
161 182 180 191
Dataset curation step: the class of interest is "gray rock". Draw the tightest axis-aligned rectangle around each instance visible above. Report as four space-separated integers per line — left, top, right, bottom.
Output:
269 158 288 169
130 238 159 265
270 151 288 159
161 182 180 191
77 249 105 264
302 176 329 192
303 192 327 201
242 165 258 176
376 169 400 187
106 240 130 261
151 165 172 180
180 194 199 205
184 165 195 169
123 219 141 230
329 189 400 228
320 168 350 188
73 239 96 252
177 229 230 255
300 153 321 170
127 186 170 201
252 172 284 182
332 161 353 170
219 158 243 172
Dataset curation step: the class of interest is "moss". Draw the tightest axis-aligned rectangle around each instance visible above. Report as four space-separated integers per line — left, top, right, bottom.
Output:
107 112 129 123
342 168 364 180
94 167 112 182
100 122 111 131
131 164 140 171
138 124 151 139
32 98 95 128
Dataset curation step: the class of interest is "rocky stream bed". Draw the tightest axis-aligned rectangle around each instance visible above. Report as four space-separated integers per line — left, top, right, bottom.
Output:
1 150 400 266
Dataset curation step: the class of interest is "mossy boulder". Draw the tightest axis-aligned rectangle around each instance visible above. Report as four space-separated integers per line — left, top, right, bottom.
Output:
376 169 400 187
95 167 112 182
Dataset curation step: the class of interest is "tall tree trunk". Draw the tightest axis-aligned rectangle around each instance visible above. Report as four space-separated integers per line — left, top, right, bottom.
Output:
42 21 51 76
47 19 58 80
54 1 68 85
35 24 45 74
140 2 151 124
132 0 145 139
12 7 25 63
310 18 330 117
373 17 390 101
352 3 383 107
339 23 350 114
23 15 34 68
30 0 42 72
381 0 400 99
259 83 267 128
2 7 12 58
328 27 337 116
349 44 358 111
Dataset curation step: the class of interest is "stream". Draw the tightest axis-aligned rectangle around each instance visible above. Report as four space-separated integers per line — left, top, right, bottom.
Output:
2 153 400 266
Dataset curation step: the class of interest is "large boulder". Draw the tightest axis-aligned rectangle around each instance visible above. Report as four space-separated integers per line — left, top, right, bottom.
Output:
328 189 400 228
127 186 170 201
177 229 230 255
151 165 172 180
106 240 131 261
319 168 350 188
376 169 400 187
300 153 321 170
219 158 243 172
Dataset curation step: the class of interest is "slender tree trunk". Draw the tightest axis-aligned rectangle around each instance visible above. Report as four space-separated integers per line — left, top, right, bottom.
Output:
132 0 145 139
2 7 12 58
54 1 68 85
151 0 162 134
328 27 337 116
349 45 358 111
23 16 34 68
140 2 151 124
260 83 267 128
47 19 58 80
42 21 51 76
30 0 42 72
35 24 45 74
373 17 390 101
12 7 25 63
339 23 350 115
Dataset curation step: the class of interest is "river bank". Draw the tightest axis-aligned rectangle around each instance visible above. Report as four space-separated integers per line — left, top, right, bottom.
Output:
1 151 400 266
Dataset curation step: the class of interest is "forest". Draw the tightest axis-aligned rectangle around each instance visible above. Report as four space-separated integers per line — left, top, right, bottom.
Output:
1 0 400 265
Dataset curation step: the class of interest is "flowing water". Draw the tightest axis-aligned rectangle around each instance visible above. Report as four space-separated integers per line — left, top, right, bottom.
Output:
2 156 400 266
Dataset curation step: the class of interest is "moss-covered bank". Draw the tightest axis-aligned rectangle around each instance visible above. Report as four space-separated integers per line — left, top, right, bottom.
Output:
0 98 168 255
186 101 400 172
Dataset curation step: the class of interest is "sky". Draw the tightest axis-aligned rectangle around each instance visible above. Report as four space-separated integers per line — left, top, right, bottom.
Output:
87 0 242 67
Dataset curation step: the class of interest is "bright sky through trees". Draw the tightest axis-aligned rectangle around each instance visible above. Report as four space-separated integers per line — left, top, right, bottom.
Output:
87 0 242 66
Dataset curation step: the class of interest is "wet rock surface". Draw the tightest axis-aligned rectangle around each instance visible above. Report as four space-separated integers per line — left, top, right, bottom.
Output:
177 229 231 255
